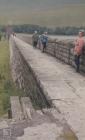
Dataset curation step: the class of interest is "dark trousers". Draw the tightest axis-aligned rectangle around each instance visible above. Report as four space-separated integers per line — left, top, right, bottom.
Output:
75 55 80 72
42 42 47 52
33 41 38 48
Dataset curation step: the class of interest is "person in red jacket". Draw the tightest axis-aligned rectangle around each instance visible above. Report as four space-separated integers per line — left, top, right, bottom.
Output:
74 30 85 72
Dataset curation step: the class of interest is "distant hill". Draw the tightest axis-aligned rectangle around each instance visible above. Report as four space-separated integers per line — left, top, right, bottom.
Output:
0 0 85 26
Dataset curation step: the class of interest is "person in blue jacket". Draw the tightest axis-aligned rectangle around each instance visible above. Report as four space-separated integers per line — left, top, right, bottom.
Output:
41 32 48 52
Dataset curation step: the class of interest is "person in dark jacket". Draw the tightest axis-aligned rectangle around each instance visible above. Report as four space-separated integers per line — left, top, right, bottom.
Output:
41 32 48 52
32 31 39 48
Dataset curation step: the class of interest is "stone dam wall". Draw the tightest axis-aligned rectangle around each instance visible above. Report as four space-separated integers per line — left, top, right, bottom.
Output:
18 34 85 72
9 36 85 139
9 37 51 109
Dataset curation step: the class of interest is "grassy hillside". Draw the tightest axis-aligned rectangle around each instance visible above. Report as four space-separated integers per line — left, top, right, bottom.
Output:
0 4 85 27
0 40 23 116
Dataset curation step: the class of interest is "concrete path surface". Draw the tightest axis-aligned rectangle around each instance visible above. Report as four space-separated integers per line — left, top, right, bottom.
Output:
14 37 85 140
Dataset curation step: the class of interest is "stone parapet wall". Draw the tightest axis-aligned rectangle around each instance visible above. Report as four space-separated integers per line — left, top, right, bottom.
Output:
9 37 51 109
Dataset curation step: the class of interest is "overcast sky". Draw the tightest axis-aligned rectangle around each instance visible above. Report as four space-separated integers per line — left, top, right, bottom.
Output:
0 0 85 7
0 0 84 13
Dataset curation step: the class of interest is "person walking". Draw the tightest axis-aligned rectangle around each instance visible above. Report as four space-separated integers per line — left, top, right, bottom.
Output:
74 30 85 72
41 32 48 53
32 31 39 48
38 35 42 49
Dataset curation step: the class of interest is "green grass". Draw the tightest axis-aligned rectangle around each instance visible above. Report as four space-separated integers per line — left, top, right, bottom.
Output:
0 39 23 116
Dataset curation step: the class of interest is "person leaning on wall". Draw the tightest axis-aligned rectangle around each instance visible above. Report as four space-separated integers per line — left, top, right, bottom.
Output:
74 30 85 72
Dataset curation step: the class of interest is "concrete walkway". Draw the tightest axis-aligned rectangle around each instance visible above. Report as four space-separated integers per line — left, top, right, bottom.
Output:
14 37 85 140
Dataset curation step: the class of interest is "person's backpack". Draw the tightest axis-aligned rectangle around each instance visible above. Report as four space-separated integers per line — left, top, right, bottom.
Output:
42 35 48 43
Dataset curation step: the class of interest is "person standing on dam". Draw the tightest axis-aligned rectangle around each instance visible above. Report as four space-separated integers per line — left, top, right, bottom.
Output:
41 32 48 53
32 31 39 48
74 30 85 72
38 35 42 49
